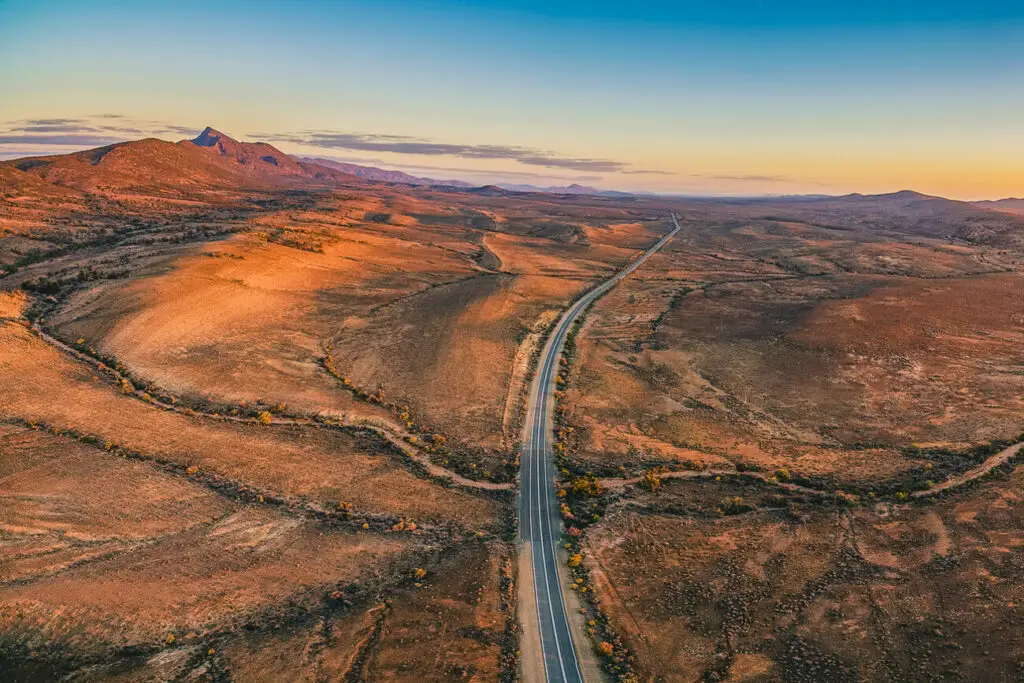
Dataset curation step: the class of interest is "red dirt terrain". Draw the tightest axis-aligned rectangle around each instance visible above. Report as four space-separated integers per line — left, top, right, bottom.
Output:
1 130 1023 681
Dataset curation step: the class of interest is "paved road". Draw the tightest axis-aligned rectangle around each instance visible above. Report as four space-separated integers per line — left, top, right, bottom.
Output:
519 214 682 682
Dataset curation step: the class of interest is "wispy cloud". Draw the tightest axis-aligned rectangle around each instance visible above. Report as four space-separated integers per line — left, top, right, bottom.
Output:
7 117 201 138
2 117 666 179
0 115 201 158
698 173 791 183
264 130 638 173
0 133 126 146
15 118 86 127
303 154 606 183
151 124 203 136
621 169 674 176
15 125 99 133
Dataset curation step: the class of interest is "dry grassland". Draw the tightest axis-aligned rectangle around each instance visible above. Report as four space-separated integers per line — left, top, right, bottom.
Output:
0 321 497 527
585 462 1024 681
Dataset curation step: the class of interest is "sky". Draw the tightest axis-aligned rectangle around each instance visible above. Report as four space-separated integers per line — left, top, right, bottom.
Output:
1 0 1022 199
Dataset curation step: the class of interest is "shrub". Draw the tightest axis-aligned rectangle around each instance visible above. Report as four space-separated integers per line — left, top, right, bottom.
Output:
720 496 750 515
570 475 602 497
639 466 667 492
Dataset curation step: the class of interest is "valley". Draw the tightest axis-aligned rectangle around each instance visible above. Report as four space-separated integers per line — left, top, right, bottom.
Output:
1 128 1023 682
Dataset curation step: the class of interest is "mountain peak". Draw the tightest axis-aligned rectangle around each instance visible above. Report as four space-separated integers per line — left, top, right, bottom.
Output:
192 127 234 147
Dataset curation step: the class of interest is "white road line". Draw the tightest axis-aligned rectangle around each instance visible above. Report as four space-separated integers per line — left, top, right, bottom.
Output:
535 355 570 682
539 328 585 683
544 342 574 681
526 368 551 677
532 374 565 679
531 356 560 680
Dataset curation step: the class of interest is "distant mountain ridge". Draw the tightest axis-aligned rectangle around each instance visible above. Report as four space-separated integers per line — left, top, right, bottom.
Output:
974 197 1024 215
0 127 636 200
1 127 628 198
495 182 632 197
976 197 1024 206
298 157 473 188
300 158 637 196
1 128 1021 245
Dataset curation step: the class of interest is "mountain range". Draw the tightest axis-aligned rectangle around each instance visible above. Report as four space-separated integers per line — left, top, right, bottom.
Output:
4 127 360 194
300 159 631 196
297 157 473 188
1 127 1021 210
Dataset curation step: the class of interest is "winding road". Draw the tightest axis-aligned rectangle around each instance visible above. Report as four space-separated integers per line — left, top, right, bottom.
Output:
519 213 682 682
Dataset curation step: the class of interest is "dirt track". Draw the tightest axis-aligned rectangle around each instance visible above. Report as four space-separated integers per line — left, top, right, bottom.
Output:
912 441 1024 498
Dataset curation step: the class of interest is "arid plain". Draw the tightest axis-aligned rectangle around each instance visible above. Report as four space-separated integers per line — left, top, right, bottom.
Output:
1 129 1023 681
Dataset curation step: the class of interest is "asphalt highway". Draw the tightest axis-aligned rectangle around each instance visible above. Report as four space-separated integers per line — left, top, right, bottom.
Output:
519 213 682 682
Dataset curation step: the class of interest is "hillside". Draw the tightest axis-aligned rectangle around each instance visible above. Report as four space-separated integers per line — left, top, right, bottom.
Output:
2 128 360 194
497 182 631 197
0 163 77 199
1 128 1023 681
187 127 310 177
753 190 1024 248
976 197 1024 215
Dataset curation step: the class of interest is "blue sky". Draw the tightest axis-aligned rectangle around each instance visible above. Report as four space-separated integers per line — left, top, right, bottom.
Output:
1 0 1022 198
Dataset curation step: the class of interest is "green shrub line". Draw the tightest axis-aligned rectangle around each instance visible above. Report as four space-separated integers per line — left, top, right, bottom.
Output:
497 549 521 683
22 322 515 512
320 347 517 484
2 416 480 539
615 439 1024 512
4 215 251 279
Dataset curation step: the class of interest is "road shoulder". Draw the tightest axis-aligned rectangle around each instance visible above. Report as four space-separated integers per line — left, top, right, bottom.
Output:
558 545 608 682
518 543 546 683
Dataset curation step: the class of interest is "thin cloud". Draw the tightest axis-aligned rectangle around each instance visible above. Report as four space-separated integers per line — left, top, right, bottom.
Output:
0 133 126 146
263 130 633 173
17 124 103 133
0 115 204 160
4 116 198 138
621 169 674 176
15 118 87 127
0 116 203 157
1 117 656 180
700 174 790 183
3 118 647 175
152 125 204 136
307 155 605 183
